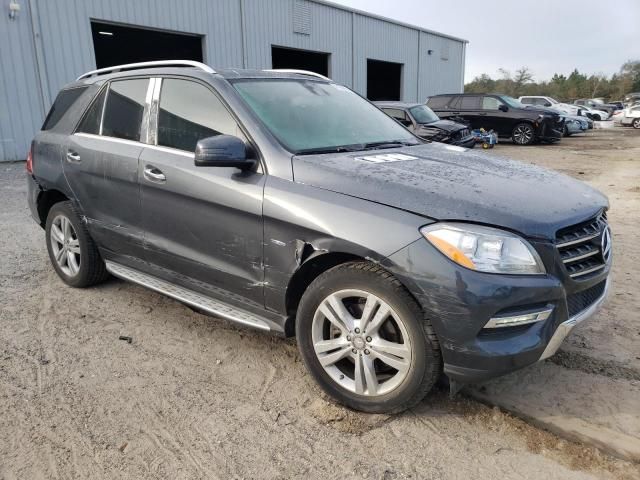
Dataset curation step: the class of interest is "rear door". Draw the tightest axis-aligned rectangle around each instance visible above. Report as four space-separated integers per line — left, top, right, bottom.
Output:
139 77 265 305
64 78 150 260
452 95 481 128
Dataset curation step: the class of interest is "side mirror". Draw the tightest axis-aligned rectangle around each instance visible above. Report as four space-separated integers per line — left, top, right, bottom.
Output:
498 104 508 112
194 135 256 170
544 102 552 107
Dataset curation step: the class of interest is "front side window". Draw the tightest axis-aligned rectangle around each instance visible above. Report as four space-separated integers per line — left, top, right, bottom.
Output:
158 79 243 152
500 96 526 109
232 79 418 153
482 96 501 110
520 97 534 105
102 79 149 142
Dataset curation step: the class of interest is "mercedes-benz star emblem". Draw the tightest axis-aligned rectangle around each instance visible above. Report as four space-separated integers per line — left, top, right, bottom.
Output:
601 226 612 262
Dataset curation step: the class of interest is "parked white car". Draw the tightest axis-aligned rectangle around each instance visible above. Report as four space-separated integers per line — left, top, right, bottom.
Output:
574 105 610 121
518 96 582 116
619 105 640 128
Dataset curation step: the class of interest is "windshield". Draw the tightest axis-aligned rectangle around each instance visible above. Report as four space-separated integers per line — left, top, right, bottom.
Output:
232 79 419 154
501 96 527 109
408 105 439 124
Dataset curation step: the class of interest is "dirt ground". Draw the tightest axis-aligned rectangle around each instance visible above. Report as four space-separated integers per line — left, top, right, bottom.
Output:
1 128 639 479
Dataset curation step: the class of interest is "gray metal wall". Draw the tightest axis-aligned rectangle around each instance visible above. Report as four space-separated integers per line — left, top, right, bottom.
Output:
0 0 466 161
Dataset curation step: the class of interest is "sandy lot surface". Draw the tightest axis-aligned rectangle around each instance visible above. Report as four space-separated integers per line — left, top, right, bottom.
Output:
1 129 639 479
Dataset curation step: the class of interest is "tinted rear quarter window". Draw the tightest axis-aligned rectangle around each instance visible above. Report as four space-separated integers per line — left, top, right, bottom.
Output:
102 79 149 141
42 86 88 130
426 96 453 109
76 87 107 135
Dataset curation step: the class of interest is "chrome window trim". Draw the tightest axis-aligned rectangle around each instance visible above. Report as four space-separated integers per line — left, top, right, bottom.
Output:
98 83 109 136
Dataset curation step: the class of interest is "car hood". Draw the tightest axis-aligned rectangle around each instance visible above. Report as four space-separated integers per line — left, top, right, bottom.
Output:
292 143 608 240
419 119 467 133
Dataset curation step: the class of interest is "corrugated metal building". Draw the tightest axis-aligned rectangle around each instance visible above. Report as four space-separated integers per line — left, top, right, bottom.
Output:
0 0 467 161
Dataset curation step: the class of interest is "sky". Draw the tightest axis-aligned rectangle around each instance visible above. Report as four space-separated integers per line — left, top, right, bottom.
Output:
331 0 640 83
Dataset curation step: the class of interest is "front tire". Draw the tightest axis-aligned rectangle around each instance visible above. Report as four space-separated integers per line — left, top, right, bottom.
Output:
633 118 640 129
512 123 536 145
45 201 109 288
296 262 441 413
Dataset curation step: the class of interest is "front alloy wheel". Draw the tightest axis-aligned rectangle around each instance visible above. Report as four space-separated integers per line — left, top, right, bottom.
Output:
512 123 535 145
296 262 441 413
312 289 412 396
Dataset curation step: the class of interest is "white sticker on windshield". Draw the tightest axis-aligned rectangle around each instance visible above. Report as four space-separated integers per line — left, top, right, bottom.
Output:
356 153 418 163
445 145 467 152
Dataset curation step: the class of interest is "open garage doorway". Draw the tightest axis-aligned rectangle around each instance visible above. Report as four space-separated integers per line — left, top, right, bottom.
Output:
91 21 203 69
271 46 330 77
367 59 402 101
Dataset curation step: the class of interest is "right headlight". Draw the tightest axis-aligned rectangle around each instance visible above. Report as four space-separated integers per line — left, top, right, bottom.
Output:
420 223 545 275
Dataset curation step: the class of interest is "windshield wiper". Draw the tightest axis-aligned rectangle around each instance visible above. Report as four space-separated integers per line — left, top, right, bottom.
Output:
360 140 419 150
295 145 361 156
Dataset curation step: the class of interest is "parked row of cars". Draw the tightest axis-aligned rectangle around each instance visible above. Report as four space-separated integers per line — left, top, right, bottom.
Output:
376 91 639 149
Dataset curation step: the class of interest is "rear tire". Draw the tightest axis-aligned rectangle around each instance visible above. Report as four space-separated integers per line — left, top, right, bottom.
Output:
633 118 640 129
512 123 536 145
296 262 441 413
45 201 109 288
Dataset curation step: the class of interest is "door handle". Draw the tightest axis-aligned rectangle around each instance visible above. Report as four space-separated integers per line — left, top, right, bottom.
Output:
66 150 81 163
143 166 166 183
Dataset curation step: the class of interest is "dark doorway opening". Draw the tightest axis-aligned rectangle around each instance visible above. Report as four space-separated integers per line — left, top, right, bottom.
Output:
367 59 402 101
271 46 330 77
91 21 203 69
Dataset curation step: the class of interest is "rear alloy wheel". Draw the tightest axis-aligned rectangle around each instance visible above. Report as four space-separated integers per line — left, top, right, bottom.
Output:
512 123 535 145
45 201 109 288
633 118 640 129
296 262 441 413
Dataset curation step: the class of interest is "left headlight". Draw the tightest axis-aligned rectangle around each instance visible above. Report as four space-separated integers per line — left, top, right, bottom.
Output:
420 223 545 275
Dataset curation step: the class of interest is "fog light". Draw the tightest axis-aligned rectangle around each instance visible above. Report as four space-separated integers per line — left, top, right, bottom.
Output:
484 307 553 329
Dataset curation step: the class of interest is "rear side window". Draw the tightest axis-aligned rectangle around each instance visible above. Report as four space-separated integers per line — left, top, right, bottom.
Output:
426 95 453 109
520 97 534 105
76 87 107 135
460 96 480 109
102 79 149 142
157 79 243 152
42 86 88 130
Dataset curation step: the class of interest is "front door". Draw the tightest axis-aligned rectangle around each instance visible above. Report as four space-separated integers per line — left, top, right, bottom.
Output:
139 78 265 306
64 78 150 260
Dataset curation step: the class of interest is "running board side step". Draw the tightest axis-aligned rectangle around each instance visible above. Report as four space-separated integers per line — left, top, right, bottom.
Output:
105 261 271 331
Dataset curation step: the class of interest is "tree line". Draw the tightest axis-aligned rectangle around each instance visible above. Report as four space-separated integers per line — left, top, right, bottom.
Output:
464 60 640 102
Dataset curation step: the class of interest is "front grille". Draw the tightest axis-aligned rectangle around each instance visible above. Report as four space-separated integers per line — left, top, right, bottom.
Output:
566 280 606 317
555 211 610 279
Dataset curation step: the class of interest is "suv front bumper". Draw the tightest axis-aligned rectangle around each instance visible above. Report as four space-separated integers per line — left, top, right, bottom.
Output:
383 238 611 384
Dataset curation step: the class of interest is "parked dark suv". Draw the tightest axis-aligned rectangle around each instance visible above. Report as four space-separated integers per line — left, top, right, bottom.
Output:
27 61 611 413
427 93 565 145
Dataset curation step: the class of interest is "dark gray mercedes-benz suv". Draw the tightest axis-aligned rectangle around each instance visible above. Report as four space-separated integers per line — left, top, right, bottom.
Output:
27 61 611 413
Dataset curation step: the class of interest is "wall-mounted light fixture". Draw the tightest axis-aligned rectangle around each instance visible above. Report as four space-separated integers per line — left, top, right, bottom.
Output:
427 49 433 55
98 31 114 36
8 0 20 20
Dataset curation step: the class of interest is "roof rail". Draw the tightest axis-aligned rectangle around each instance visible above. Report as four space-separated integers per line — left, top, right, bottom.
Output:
76 60 216 81
262 69 330 81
